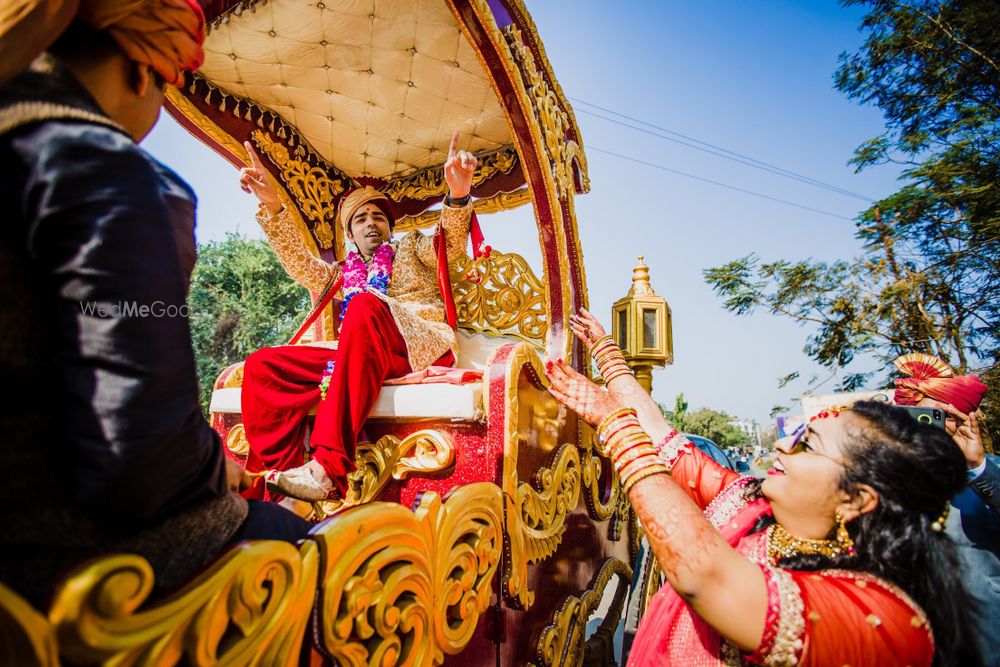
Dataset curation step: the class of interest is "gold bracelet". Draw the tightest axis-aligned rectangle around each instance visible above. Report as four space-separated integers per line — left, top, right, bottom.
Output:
589 334 614 353
623 464 669 494
609 433 653 460
616 453 663 481
594 346 625 365
603 422 648 458
606 425 652 454
596 407 638 441
593 344 623 363
614 443 659 469
602 365 634 383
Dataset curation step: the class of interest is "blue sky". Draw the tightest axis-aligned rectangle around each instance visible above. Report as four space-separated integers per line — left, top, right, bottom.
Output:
144 0 902 424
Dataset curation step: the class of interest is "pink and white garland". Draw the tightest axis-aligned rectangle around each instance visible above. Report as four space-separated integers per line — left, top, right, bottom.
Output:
340 242 395 323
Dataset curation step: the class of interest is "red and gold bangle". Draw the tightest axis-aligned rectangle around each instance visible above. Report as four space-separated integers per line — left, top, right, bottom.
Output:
593 343 625 365
602 364 634 384
596 407 638 441
622 462 669 493
617 451 661 479
590 337 634 384
611 437 651 464
589 334 614 353
615 444 661 471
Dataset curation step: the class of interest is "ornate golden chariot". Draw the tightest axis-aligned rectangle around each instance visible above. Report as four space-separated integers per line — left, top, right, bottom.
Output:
0 1 654 664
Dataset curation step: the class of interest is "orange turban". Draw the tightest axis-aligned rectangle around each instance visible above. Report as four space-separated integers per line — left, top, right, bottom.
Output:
338 186 395 239
0 0 204 87
892 353 988 415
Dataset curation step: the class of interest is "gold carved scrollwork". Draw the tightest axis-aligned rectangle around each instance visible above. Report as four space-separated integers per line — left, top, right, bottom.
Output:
311 483 503 666
502 25 589 200
0 581 58 667
384 145 519 201
252 130 348 250
226 423 250 457
515 443 581 564
578 424 620 524
314 430 455 517
450 250 547 347
222 363 244 388
48 541 318 666
495 344 583 610
394 187 533 233
528 558 633 667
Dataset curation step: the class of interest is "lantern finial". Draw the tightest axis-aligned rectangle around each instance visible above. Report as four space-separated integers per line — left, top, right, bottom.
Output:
628 256 655 296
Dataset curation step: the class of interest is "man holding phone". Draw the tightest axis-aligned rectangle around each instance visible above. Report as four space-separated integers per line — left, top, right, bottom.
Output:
893 353 998 665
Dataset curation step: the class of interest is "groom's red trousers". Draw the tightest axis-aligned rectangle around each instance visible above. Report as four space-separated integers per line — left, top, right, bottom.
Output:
240 293 451 497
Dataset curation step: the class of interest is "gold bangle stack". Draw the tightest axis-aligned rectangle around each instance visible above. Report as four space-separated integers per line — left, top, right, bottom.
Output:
591 335 633 384
596 407 668 493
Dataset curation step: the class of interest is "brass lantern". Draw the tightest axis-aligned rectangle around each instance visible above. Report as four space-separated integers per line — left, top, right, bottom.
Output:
610 256 673 393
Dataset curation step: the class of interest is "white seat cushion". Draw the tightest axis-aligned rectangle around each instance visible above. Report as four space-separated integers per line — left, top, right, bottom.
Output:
209 332 520 421
210 383 482 421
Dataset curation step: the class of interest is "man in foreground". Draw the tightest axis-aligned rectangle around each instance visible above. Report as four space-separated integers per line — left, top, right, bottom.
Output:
0 1 309 608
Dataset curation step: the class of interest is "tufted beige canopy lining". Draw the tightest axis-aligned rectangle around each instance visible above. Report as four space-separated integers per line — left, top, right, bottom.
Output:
200 0 512 180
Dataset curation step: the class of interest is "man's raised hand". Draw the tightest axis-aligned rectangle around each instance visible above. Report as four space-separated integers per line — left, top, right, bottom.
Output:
444 131 477 200
240 141 282 215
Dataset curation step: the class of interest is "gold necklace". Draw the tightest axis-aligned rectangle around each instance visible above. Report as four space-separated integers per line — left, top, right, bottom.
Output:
766 523 844 565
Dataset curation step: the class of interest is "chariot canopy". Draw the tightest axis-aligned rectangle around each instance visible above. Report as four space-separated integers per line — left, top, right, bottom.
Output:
170 1 587 277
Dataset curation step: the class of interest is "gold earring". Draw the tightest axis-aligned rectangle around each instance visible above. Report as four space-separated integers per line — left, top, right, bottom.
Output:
835 512 856 556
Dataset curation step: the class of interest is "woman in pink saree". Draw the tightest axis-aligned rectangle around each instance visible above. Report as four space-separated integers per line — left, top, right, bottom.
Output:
545 310 981 666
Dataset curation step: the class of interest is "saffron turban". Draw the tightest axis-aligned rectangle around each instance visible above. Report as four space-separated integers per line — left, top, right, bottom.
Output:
893 353 988 415
0 0 205 87
338 187 396 239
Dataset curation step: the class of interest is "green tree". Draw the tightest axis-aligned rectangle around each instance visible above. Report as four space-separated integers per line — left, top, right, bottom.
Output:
705 0 999 442
659 392 689 431
188 233 312 413
683 408 750 449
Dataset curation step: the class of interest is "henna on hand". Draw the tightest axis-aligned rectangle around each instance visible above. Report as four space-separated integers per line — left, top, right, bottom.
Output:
545 359 620 426
569 308 608 349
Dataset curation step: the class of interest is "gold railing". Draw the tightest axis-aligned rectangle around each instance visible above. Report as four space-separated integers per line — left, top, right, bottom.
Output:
451 250 547 348
0 483 503 667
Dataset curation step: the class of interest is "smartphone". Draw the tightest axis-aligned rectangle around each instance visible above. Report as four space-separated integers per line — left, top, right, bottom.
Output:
898 405 946 430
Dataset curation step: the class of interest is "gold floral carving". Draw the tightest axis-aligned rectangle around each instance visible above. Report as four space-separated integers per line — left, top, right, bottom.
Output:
502 25 589 200
311 483 503 666
450 250 547 347
489 344 582 609
394 187 533 233
47 541 319 666
528 558 632 667
515 442 581 564
384 145 519 201
252 130 346 250
226 423 250 457
0 581 58 667
222 363 245 388
578 424 621 524
314 430 456 517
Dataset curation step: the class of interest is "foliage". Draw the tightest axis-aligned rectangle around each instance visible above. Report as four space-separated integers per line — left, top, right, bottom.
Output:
188 233 312 413
659 392 689 431
683 408 751 449
705 0 999 442
660 395 749 448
